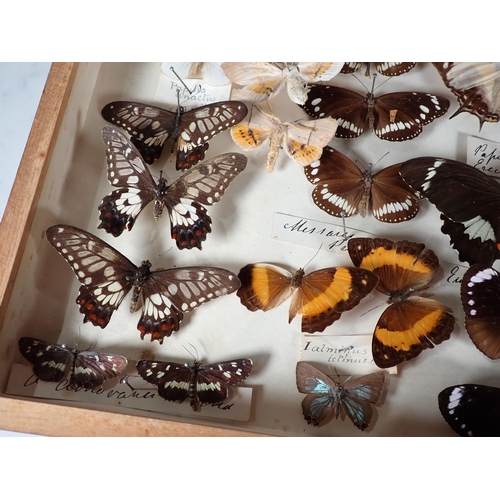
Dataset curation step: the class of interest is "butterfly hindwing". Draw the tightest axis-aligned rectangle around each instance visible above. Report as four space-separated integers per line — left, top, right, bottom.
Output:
99 126 247 250
399 156 500 266
341 62 416 77
438 384 500 437
18 337 128 389
101 100 248 169
433 62 500 129
348 237 455 368
46 224 241 342
304 147 420 222
237 263 378 333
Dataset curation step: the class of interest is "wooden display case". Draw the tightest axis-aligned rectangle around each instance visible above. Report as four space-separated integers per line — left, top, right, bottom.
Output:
1 62 498 437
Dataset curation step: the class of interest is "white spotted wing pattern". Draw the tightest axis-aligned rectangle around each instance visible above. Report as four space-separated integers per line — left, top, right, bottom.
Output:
46 225 240 343
136 357 253 411
301 84 450 141
18 336 128 389
98 126 247 250
304 146 421 223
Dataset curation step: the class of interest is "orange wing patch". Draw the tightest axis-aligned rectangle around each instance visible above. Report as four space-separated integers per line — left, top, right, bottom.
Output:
237 263 378 333
348 237 455 368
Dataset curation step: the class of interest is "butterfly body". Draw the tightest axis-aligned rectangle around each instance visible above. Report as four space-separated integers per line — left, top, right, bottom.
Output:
301 84 450 141
237 263 378 333
101 100 248 169
304 146 420 222
136 357 253 411
46 224 240 343
296 362 385 430
399 156 500 266
230 105 337 172
438 384 500 436
18 337 128 390
98 126 247 250
348 237 455 368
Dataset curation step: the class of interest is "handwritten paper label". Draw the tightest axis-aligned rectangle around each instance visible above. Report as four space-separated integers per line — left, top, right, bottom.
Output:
467 136 500 177
440 260 468 287
272 212 375 253
300 335 397 375
6 364 252 422
156 71 231 108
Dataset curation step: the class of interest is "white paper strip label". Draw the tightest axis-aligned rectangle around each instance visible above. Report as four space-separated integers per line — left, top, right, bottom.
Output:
300 335 397 375
466 135 500 177
6 364 253 422
272 212 375 253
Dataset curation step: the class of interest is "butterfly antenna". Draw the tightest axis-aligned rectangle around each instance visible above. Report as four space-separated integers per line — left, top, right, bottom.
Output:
303 244 324 271
183 344 199 362
352 73 369 93
170 66 193 94
371 151 390 169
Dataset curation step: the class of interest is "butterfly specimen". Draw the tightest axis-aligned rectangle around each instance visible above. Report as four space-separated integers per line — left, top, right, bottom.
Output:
300 83 450 141
18 336 128 390
221 62 343 105
230 105 337 172
296 362 385 430
161 62 230 86
438 384 500 437
399 157 500 266
136 357 253 411
101 98 248 168
304 146 421 223
45 224 240 343
348 237 455 369
236 263 378 333
341 62 416 78
460 264 500 359
433 62 500 129
98 126 247 250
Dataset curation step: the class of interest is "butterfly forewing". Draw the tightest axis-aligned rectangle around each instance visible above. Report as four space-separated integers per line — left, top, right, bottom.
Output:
46 224 240 342
400 157 500 266
18 337 128 389
101 100 248 169
460 264 500 359
438 384 500 437
341 62 416 77
98 126 247 250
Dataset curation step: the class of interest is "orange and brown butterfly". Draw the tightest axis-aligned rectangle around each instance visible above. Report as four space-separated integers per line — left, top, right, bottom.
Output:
236 262 379 333
347 237 455 368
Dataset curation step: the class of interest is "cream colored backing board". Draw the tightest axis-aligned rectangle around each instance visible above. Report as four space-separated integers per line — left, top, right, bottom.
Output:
3 62 500 436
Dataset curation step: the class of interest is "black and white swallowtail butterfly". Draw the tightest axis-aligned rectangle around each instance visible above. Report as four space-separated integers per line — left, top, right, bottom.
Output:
46 224 240 343
98 126 247 250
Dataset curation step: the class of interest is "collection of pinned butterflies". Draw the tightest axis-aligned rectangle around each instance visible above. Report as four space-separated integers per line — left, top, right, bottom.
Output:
13 62 500 436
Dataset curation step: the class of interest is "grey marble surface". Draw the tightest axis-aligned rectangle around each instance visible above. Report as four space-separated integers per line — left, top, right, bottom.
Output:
0 62 51 437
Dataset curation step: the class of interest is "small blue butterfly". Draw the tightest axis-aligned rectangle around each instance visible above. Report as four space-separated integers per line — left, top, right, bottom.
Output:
296 362 385 431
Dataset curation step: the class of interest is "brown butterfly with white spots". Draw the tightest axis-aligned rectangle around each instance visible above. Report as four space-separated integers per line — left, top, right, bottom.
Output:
46 224 240 343
98 126 247 250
